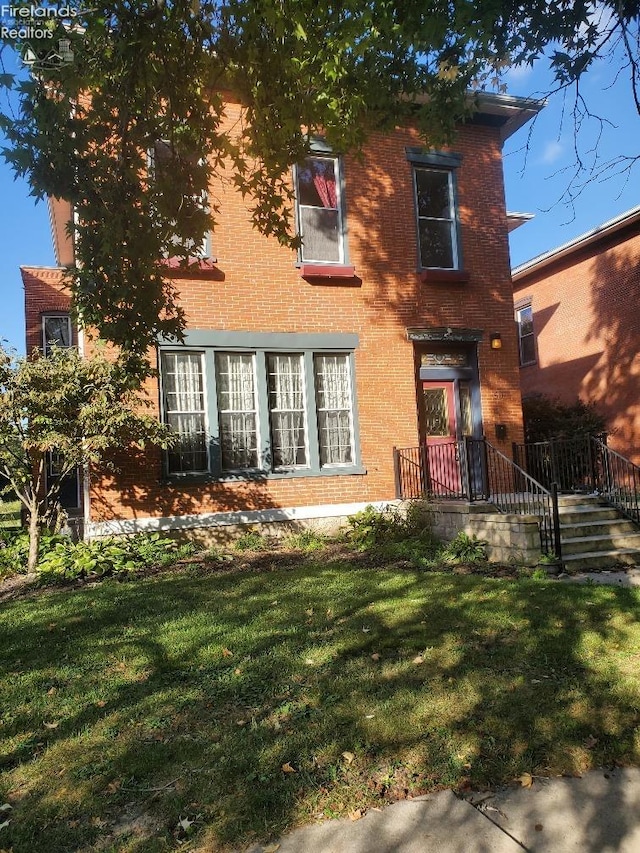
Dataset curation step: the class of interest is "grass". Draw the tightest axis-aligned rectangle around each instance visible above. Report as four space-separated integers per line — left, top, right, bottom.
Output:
0 499 21 529
1 557 640 852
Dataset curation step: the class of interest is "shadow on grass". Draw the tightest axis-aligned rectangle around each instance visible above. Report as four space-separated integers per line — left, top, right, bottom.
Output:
1 562 639 852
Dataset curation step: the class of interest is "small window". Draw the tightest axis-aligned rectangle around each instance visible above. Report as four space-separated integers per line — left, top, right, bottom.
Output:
161 352 209 474
314 354 354 465
47 453 80 510
42 315 72 356
295 156 345 264
516 304 536 365
215 352 259 471
413 167 459 269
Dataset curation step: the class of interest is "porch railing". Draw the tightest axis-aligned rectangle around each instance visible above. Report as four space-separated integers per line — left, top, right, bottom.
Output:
592 436 640 524
512 434 606 493
393 437 562 558
513 434 640 526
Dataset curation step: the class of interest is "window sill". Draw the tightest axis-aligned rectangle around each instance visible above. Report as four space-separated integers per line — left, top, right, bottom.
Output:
162 257 225 279
300 264 358 281
162 465 367 485
419 268 470 284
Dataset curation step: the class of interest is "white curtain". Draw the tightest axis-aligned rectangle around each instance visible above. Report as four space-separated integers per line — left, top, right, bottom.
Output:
268 354 307 467
315 355 353 465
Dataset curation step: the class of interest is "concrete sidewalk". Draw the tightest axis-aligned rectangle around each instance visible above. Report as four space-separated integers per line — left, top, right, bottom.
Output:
242 767 640 853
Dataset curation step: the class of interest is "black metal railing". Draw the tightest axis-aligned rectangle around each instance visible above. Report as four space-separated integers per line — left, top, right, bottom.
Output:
512 434 606 493
592 436 640 524
393 438 562 558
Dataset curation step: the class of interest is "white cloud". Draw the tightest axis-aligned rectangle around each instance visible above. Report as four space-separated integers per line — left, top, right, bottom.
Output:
540 139 565 164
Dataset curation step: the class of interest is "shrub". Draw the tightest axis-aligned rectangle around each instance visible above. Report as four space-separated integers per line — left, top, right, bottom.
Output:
347 502 434 550
522 394 607 443
0 530 68 577
234 531 270 552
283 530 328 552
440 532 487 563
36 533 194 584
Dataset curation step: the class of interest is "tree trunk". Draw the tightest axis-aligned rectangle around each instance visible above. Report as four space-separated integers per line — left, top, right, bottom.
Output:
26 507 40 576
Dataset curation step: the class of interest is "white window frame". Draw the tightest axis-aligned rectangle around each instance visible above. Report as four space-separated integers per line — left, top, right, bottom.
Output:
295 155 346 265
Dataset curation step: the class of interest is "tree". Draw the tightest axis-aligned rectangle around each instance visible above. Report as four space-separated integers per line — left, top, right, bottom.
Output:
0 345 172 574
522 394 608 443
0 1 638 360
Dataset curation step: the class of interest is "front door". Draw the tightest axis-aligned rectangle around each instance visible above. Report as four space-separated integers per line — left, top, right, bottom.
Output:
422 380 473 496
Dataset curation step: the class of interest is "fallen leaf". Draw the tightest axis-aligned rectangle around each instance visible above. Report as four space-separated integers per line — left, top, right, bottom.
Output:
349 809 363 821
47 687 57 696
362 627 371 633
305 659 315 665
263 844 281 853
518 772 533 788
178 816 195 831
305 608 314 616
96 700 107 708
0 806 11 813
0 819 11 831
342 751 355 764
584 734 598 749
535 824 544 832
371 653 381 661
234 668 243 675
90 817 107 828
281 762 297 774
365 714 375 719
222 648 233 658
44 721 59 730
105 780 121 794
413 655 424 665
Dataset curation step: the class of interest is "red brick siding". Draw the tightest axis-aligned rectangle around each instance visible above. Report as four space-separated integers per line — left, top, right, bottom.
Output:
514 226 640 464
23 108 524 523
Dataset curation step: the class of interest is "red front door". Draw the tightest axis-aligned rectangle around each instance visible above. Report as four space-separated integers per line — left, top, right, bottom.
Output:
422 380 473 495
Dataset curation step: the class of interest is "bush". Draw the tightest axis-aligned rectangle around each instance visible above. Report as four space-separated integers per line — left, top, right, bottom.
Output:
347 502 434 550
440 532 487 563
283 530 328 552
0 530 68 577
36 533 194 584
522 394 607 443
234 531 270 552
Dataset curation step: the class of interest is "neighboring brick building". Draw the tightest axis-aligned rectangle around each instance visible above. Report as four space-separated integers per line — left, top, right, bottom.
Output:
513 205 640 465
23 93 541 539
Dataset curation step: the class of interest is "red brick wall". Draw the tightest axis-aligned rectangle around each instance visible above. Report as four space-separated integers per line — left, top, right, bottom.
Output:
23 107 524 523
514 225 640 464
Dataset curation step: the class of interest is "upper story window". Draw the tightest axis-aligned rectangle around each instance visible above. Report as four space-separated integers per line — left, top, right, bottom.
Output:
406 148 463 275
516 303 536 365
151 140 211 259
42 314 72 356
413 167 459 269
295 156 345 265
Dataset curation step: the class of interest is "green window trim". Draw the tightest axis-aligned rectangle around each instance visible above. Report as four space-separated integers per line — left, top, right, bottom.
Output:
158 334 364 481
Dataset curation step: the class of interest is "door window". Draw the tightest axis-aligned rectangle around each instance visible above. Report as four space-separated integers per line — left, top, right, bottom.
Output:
423 388 450 436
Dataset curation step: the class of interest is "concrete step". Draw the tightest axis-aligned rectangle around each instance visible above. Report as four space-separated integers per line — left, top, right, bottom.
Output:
562 533 640 556
560 518 640 539
557 494 605 508
563 549 640 571
558 506 621 524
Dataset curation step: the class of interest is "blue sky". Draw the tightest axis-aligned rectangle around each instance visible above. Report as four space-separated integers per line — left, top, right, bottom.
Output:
0 44 638 353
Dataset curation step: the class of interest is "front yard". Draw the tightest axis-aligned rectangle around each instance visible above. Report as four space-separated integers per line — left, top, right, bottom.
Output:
1 553 640 852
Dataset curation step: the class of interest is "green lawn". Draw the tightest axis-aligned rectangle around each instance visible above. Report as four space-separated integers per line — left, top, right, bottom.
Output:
1 560 640 852
0 499 21 529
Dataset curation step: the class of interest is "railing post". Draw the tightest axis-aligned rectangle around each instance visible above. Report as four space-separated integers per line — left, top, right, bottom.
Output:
589 435 598 493
393 446 402 499
551 481 563 563
462 436 472 500
419 443 429 496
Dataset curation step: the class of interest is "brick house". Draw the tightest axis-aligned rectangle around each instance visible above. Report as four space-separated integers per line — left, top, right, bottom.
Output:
22 92 541 541
513 205 640 465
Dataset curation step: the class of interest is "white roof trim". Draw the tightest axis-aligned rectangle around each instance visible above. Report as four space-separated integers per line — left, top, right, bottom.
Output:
513 204 640 280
